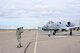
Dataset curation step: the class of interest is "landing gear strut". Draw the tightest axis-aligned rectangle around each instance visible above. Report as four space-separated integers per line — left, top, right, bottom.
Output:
48 31 51 37
70 29 72 36
48 34 50 37
53 30 56 35
77 27 79 31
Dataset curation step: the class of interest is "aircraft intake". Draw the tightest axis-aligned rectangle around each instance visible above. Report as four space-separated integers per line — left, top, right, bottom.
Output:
67 22 71 27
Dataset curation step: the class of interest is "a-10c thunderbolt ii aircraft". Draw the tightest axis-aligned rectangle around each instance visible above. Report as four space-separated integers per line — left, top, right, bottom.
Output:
41 21 80 37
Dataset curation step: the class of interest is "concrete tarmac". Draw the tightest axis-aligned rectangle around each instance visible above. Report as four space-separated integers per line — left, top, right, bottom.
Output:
0 30 80 53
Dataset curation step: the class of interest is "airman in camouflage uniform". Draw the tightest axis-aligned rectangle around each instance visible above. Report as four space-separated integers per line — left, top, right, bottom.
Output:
16 27 23 48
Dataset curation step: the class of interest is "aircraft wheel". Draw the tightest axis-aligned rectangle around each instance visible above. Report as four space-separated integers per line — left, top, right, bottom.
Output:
70 29 72 36
77 27 79 31
48 34 50 37
53 32 55 35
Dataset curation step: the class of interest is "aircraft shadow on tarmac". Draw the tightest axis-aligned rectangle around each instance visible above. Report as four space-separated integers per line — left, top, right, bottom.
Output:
39 33 80 37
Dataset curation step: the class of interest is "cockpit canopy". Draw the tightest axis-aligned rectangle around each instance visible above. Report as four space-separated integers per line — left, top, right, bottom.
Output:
48 21 54 24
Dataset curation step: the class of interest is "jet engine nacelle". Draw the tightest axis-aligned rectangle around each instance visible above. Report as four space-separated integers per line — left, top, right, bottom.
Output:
66 21 75 27
67 22 71 27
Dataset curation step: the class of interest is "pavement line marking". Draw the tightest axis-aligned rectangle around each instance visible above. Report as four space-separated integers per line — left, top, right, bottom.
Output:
24 42 31 53
34 32 38 53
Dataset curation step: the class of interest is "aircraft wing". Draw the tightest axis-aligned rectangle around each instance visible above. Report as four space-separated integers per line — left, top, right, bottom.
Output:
61 26 80 31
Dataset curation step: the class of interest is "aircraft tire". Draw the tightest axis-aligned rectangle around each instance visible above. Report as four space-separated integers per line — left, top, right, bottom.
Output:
77 27 79 31
70 29 72 36
53 32 55 35
48 34 50 37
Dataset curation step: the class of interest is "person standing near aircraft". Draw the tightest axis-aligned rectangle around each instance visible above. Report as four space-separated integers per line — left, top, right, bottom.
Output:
16 27 23 48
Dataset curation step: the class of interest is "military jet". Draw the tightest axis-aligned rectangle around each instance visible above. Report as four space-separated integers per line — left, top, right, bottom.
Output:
40 21 80 37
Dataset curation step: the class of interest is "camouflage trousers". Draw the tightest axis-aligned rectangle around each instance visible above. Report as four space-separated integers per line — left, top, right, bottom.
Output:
17 36 22 48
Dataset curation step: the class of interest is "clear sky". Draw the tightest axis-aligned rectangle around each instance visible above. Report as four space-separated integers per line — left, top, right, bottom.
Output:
0 0 80 29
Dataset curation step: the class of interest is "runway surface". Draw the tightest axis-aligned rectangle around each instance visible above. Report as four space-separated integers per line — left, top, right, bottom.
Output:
0 30 80 53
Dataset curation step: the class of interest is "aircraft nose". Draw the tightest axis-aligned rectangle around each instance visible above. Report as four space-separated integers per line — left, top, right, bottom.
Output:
43 25 48 28
42 28 44 30
42 25 48 30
